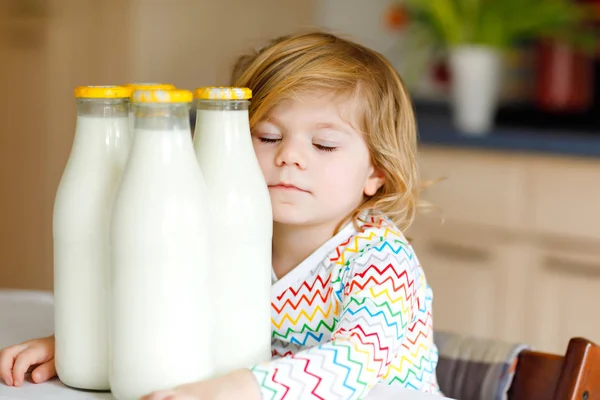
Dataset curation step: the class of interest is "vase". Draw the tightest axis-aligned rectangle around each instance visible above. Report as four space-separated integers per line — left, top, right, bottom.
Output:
449 45 502 135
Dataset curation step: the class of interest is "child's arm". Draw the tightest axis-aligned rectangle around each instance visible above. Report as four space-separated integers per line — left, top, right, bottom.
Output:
251 245 418 400
142 368 261 400
143 244 419 400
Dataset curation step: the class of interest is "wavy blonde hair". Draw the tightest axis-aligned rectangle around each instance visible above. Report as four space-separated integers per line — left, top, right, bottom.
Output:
231 31 421 232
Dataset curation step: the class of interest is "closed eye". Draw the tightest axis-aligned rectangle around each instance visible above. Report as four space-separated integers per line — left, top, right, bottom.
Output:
259 137 280 144
314 144 337 152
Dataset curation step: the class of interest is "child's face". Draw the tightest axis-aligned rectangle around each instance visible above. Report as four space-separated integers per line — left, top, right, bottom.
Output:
251 92 384 228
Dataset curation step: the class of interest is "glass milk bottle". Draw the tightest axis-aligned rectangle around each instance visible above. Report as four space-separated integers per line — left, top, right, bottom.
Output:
192 86 273 375
124 83 175 133
53 85 132 390
110 89 213 400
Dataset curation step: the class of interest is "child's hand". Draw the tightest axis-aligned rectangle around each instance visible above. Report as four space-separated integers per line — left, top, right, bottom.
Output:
0 335 56 387
140 390 198 400
140 368 261 400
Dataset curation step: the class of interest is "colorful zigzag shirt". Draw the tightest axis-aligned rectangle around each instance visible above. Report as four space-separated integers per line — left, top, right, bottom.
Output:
251 212 441 399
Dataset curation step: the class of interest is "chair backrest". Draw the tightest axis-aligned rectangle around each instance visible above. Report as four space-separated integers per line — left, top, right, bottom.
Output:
433 330 529 400
508 337 600 400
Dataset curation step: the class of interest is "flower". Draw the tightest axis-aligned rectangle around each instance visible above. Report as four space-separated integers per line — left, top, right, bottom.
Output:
384 4 410 31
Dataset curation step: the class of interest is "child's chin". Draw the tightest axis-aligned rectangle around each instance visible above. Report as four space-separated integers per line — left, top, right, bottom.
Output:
273 216 313 226
272 208 315 226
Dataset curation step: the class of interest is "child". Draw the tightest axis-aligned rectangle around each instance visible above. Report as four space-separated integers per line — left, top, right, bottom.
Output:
0 31 441 399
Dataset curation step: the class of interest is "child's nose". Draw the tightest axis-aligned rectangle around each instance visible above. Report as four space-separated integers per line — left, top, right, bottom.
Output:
274 140 306 170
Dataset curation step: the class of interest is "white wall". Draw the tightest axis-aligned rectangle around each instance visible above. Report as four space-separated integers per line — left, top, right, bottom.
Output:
129 0 317 90
315 0 438 96
315 0 402 54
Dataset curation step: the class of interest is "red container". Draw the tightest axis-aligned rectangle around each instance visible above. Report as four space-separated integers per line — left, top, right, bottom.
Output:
535 39 595 113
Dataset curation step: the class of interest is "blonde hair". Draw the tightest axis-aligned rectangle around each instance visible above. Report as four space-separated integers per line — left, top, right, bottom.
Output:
231 31 421 232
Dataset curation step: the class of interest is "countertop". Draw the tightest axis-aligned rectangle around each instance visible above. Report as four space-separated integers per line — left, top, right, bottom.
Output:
416 105 600 159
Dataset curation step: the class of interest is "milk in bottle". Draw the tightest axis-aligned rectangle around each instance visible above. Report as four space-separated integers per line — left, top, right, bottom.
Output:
192 86 272 375
53 85 132 390
110 89 213 400
124 83 175 134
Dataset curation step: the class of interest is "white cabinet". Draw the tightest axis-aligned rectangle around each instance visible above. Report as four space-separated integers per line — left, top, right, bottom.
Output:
417 148 527 230
412 146 600 354
528 157 600 241
529 240 600 353
410 222 512 340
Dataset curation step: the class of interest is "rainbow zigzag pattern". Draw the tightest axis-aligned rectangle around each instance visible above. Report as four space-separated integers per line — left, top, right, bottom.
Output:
251 214 440 399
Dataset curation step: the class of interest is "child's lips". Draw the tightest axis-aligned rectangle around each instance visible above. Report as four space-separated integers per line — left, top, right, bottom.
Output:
269 183 310 193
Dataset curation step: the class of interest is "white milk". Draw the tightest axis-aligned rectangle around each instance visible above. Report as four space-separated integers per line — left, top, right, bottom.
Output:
110 100 213 400
53 108 131 390
193 97 273 375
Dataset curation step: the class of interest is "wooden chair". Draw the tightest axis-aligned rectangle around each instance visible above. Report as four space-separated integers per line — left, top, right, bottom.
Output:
508 337 600 400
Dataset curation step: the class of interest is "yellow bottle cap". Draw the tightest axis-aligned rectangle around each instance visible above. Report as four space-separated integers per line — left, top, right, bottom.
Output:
124 82 176 91
132 89 193 103
74 85 132 99
193 86 252 100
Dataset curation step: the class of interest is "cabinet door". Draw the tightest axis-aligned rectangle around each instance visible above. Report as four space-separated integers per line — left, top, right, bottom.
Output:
409 221 521 341
531 241 600 354
528 157 600 242
417 147 526 230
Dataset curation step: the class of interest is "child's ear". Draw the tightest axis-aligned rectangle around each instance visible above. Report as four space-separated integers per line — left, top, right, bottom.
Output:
364 167 385 196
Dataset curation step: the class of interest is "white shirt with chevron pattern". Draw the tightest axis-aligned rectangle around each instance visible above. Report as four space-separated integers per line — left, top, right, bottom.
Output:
251 212 441 399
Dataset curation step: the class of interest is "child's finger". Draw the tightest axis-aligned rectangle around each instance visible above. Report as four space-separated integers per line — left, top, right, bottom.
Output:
0 344 26 386
11 347 49 387
31 360 56 383
140 390 177 400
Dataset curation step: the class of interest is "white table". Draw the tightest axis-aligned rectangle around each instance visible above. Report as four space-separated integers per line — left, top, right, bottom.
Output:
0 290 453 399
0 290 110 399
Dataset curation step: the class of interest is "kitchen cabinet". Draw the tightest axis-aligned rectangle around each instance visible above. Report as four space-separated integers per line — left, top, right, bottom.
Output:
410 146 600 354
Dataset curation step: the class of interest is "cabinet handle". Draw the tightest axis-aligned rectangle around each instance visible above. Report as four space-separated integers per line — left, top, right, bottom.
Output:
544 256 600 278
428 240 492 264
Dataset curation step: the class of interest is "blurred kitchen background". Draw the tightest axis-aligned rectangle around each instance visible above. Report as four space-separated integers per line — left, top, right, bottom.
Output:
1 0 599 355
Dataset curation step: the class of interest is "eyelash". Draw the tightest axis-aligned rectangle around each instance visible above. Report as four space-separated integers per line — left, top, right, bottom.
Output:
258 137 337 152
314 144 337 152
258 138 279 144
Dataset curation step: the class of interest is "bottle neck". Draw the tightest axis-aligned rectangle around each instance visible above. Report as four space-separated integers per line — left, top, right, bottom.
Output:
76 99 129 118
195 99 249 111
72 99 131 160
133 103 191 131
194 100 251 139
192 102 253 166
